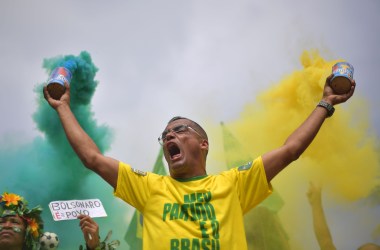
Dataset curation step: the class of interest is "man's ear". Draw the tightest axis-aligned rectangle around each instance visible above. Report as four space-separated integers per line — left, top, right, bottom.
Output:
200 139 209 150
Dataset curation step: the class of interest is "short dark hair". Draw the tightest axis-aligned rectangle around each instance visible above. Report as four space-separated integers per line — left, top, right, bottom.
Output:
168 116 208 141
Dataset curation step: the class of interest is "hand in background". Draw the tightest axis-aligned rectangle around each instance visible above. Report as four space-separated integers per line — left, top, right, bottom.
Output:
307 181 323 208
78 214 100 250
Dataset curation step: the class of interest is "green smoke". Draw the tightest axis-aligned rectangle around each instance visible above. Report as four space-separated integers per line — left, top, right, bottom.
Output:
0 51 128 249
32 51 113 199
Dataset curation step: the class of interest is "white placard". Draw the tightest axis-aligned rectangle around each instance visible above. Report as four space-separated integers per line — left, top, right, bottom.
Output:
49 199 107 221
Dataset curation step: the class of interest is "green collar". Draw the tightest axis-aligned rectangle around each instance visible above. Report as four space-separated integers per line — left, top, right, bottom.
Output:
174 175 208 182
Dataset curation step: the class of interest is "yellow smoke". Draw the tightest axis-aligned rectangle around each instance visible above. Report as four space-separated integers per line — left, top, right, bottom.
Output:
207 50 380 249
225 50 378 200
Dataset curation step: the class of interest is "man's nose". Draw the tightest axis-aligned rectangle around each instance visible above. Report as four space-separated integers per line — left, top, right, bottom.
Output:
0 221 12 228
165 130 176 141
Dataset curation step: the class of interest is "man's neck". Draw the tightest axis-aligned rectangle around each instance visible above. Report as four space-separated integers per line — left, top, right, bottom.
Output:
171 169 207 180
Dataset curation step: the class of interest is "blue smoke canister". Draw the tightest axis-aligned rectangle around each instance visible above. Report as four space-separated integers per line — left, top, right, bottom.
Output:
330 62 354 95
46 60 76 100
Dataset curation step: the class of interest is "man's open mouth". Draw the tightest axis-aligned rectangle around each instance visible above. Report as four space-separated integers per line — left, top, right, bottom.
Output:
168 143 181 160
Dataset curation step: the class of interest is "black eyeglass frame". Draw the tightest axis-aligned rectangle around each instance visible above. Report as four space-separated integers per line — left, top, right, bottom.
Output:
158 124 203 145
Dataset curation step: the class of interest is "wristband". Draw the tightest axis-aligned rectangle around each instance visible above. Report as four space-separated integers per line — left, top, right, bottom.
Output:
317 100 335 117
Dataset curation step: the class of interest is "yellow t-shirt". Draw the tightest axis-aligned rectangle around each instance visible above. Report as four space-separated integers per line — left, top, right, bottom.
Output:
114 156 272 250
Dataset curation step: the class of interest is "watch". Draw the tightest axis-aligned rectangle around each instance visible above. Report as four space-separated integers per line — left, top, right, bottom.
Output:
317 100 335 117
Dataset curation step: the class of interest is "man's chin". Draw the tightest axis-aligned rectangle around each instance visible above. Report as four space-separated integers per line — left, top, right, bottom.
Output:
0 238 16 247
169 161 186 174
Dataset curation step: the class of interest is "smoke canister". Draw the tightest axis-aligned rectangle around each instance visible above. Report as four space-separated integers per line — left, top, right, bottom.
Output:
330 62 354 94
47 67 72 100
46 60 77 100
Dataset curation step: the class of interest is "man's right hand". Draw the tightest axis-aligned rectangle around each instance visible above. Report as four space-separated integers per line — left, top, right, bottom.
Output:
43 82 71 110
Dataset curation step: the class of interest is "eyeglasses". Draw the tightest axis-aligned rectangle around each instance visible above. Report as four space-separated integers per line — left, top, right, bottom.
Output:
158 124 203 145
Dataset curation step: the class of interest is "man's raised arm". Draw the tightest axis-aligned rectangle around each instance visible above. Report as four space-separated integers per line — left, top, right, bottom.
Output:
262 74 355 181
43 83 119 188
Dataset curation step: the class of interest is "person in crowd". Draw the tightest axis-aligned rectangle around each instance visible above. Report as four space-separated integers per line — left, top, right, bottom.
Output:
307 182 380 250
0 192 43 250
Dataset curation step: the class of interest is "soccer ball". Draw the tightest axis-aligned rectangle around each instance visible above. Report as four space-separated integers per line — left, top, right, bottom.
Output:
39 232 59 250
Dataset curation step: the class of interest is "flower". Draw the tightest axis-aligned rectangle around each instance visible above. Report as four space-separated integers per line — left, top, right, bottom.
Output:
28 218 40 238
1 192 21 206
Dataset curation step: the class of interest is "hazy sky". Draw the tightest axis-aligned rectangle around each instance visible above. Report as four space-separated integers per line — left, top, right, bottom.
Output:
1 1 379 249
